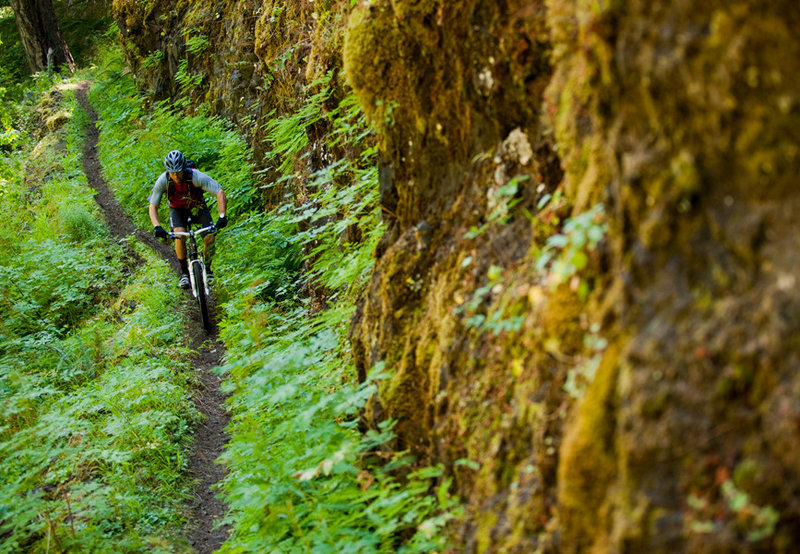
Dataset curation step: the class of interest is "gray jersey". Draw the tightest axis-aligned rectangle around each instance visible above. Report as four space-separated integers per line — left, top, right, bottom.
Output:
148 169 222 206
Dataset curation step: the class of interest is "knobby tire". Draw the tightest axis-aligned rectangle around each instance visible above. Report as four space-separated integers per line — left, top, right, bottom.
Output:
194 263 211 331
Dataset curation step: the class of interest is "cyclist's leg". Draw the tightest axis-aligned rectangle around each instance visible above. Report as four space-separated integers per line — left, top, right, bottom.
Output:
197 207 216 264
169 208 191 287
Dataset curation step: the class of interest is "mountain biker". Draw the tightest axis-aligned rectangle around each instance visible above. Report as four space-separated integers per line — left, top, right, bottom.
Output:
148 150 228 289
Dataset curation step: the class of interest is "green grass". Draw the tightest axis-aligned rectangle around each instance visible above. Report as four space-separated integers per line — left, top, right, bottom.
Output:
0 71 197 551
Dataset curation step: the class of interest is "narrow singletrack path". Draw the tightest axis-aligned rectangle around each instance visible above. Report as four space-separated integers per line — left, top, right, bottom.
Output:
76 81 231 552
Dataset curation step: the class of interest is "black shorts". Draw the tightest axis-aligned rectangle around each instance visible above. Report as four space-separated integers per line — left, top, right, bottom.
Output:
169 206 213 230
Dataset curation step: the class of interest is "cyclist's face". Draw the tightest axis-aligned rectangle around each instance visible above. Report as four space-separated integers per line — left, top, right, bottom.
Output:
168 172 181 184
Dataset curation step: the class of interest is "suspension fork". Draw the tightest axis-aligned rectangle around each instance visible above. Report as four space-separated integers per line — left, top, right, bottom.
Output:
187 258 209 297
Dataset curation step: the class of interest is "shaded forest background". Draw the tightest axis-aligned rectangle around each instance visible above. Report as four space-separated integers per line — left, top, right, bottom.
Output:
2 0 800 552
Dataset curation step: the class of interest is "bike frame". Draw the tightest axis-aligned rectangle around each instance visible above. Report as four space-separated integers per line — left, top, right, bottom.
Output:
169 223 216 298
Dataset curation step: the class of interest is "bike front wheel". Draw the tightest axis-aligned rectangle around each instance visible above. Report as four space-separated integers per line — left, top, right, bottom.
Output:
193 263 211 331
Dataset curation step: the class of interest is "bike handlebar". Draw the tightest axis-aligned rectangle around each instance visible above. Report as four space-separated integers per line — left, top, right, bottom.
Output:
168 225 217 239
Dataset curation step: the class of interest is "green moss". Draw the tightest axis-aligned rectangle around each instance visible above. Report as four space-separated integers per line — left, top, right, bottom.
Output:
379 323 434 451
476 509 500 552
558 342 621 552
640 390 669 419
342 0 413 138
544 0 617 213
541 285 585 355
112 0 159 29
733 458 760 491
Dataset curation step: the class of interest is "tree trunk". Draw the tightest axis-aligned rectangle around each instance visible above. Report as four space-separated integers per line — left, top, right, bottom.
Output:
9 0 75 74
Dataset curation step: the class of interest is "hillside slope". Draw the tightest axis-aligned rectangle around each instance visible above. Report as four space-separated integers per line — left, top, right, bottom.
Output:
114 0 800 550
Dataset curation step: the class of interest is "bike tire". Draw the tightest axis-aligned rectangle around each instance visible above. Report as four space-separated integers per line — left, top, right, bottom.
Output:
193 263 211 331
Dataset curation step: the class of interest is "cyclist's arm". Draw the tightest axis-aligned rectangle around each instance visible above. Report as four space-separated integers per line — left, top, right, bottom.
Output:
148 173 168 227
192 170 223 210
149 203 161 227
216 189 227 218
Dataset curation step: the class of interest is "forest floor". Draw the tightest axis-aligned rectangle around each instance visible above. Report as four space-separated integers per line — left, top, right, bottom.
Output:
76 81 231 552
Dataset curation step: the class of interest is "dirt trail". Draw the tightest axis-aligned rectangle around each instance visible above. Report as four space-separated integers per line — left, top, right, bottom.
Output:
76 81 231 552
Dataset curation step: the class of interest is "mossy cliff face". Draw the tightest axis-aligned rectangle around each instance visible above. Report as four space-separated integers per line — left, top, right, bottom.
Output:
347 0 800 551
114 0 800 550
548 1 800 551
344 1 578 550
343 0 551 227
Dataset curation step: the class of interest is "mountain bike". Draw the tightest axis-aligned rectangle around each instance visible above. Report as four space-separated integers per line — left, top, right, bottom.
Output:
169 222 216 332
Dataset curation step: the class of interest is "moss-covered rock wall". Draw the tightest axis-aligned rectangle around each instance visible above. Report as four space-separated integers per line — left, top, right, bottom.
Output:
114 0 800 550
549 1 800 551
346 0 800 550
343 2 574 550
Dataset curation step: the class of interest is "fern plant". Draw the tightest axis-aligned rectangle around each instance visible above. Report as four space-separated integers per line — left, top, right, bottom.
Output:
213 69 459 551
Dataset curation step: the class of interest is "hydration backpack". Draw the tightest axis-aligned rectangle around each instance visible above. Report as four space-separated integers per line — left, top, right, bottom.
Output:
167 158 205 209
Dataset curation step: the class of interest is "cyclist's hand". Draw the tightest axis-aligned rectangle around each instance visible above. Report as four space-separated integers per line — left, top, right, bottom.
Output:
216 215 227 229
154 225 167 239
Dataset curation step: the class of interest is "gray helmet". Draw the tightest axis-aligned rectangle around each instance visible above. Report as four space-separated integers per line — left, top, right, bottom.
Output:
164 150 185 172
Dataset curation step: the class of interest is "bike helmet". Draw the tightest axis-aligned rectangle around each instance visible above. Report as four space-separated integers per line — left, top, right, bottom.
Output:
164 150 185 172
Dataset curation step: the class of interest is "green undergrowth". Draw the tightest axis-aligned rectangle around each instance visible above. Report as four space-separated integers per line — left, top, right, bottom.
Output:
89 42 259 226
213 71 459 552
0 75 197 551
87 40 459 550
0 6 28 105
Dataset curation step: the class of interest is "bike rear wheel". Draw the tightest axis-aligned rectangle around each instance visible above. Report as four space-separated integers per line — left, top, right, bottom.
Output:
193 263 211 331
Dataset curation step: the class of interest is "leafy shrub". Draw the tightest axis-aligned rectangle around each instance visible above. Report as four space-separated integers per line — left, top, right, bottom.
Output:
536 202 608 298
214 210 302 303
0 10 29 102
217 302 459 552
0 239 120 337
0 239 199 551
59 203 108 242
